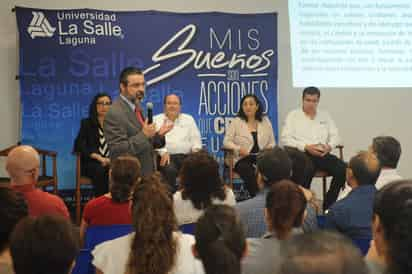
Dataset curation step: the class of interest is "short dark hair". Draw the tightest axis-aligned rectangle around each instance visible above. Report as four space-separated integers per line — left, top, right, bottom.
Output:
10 215 79 274
265 180 307 239
180 151 226 210
195 205 246 274
373 180 412 274
119 67 143 85
110 155 141 202
163 93 182 105
302 86 320 99
372 136 401 168
237 94 264 122
256 147 292 187
0 188 28 252
280 231 368 274
88 92 112 126
348 151 381 186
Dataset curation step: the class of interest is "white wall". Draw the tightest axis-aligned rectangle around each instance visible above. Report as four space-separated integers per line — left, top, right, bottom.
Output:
1 0 411 183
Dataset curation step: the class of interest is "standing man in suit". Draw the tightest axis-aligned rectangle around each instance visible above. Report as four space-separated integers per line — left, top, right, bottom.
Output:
104 67 171 176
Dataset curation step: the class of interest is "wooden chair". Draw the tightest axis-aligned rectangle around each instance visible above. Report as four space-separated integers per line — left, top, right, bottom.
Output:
75 153 93 225
221 147 251 201
222 147 240 189
0 144 58 194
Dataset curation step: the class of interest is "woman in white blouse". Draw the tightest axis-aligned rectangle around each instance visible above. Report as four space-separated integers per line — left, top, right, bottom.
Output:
92 173 204 274
174 151 236 225
223 94 276 197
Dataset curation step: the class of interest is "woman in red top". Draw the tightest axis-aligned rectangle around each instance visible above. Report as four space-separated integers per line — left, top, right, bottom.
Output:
80 156 141 243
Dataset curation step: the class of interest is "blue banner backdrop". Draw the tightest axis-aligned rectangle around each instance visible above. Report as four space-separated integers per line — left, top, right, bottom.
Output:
15 7 278 189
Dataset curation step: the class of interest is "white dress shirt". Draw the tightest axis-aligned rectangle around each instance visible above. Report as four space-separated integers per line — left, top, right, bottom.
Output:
173 188 236 225
92 232 204 274
337 168 402 201
375 168 402 189
281 108 340 151
153 113 202 155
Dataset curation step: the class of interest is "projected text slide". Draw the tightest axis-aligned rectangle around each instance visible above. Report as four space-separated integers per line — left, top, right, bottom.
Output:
289 0 412 87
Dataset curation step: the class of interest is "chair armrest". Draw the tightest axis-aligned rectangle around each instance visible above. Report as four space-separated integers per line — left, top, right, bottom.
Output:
335 145 344 160
0 145 18 156
0 145 57 157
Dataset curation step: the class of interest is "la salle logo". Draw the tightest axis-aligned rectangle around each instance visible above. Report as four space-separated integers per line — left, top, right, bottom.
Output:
27 11 56 39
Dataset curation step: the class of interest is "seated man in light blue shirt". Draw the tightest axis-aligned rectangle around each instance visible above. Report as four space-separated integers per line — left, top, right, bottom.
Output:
153 94 202 190
325 151 381 239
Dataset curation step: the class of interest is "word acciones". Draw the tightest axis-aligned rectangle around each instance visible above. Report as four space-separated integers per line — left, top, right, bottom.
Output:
144 24 275 86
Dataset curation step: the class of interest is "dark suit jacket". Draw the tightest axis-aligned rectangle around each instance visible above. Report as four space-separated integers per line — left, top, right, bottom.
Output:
73 118 101 172
325 184 376 239
103 97 164 176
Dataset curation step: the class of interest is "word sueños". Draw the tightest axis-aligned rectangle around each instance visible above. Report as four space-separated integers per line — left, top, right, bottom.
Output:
144 24 275 86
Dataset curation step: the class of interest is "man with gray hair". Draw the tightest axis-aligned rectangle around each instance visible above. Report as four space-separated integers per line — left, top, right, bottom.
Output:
325 151 381 239
338 135 402 200
280 231 368 274
6 145 69 218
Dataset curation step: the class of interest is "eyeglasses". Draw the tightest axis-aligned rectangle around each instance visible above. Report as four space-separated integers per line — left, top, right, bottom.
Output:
97 102 112 106
127 83 145 89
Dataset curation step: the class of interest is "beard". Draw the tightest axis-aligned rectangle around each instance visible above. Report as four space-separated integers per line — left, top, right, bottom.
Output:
137 91 144 98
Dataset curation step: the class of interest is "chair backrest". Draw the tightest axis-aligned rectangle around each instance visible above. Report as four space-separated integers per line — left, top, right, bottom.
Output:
84 224 133 250
36 147 58 193
179 223 196 235
352 238 371 256
71 249 94 274
75 152 92 225
0 144 58 193
75 153 92 186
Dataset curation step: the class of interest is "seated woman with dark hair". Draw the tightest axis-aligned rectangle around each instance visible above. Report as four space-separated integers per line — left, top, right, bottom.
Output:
92 173 203 274
174 151 236 225
79 155 141 243
242 180 307 274
366 180 412 274
0 188 28 274
223 94 276 197
193 205 247 274
74 92 112 197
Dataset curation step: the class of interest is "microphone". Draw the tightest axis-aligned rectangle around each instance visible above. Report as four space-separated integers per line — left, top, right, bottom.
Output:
146 102 153 124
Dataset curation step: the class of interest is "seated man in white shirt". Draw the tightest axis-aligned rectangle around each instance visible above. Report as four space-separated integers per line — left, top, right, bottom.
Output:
281 86 346 210
338 136 402 200
154 94 202 190
371 136 402 188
